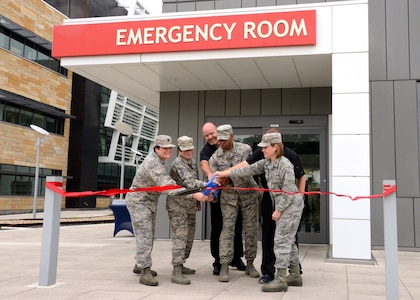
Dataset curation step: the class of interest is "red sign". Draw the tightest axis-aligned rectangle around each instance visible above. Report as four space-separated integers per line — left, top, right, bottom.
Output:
52 10 316 58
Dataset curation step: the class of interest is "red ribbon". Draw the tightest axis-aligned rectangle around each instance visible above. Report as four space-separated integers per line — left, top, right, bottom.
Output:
46 181 182 197
217 184 397 201
46 181 396 201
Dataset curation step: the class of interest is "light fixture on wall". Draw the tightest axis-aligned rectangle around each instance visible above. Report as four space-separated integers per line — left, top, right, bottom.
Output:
30 124 49 219
115 121 133 200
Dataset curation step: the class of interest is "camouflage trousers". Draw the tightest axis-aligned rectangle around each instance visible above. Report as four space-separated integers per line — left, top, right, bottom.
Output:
274 207 303 268
126 201 156 269
168 211 196 266
219 195 258 264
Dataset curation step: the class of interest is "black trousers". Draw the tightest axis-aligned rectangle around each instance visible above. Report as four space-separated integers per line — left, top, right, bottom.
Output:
260 192 301 276
210 200 243 264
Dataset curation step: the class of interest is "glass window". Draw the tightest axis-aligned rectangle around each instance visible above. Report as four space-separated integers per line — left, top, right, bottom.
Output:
16 166 30 174
52 169 61 176
60 67 68 77
29 176 35 194
10 32 24 56
0 102 5 121
24 40 38 61
0 27 9 49
45 116 56 132
1 18 67 76
33 112 45 127
57 120 64 135
1 164 15 172
19 108 33 126
13 175 32 195
100 105 108 123
0 164 62 196
49 58 60 73
0 174 14 195
138 138 151 153
36 47 50 68
41 169 53 176
4 105 19 124
38 177 46 195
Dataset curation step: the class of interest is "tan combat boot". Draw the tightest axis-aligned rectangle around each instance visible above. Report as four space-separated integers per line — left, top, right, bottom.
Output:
140 267 159 286
181 265 196 274
245 260 260 278
218 263 229 282
133 264 157 276
286 264 303 286
171 265 191 285
261 268 288 292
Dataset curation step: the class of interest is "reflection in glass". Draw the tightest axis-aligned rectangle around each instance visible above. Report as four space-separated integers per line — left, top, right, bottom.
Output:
234 133 322 234
283 134 321 234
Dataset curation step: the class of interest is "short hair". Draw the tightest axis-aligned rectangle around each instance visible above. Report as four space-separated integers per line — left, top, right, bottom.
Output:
265 127 280 134
274 143 284 158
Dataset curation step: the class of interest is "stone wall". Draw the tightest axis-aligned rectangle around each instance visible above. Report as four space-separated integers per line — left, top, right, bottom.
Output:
0 0 72 211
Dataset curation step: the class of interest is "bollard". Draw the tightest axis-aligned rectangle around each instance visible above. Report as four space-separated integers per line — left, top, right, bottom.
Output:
38 176 63 286
383 180 398 300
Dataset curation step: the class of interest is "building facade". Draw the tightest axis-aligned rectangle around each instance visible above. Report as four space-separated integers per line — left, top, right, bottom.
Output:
0 0 159 213
0 0 72 212
157 0 420 252
2 0 419 261
51 0 420 260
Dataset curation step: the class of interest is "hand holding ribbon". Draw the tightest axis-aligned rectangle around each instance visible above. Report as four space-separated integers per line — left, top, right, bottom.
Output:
203 175 220 198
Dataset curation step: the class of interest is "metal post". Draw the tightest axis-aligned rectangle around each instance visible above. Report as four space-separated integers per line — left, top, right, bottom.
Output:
383 180 398 300
30 124 49 219
39 176 63 286
32 137 41 219
120 135 126 200
115 121 132 201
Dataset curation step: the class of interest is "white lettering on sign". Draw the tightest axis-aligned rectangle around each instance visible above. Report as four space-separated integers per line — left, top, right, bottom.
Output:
224 23 236 40
116 22 237 46
53 10 316 58
116 18 308 46
116 29 127 45
244 18 308 39
156 27 168 43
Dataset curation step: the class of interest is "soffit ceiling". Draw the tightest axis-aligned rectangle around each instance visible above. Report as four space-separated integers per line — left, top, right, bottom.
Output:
65 53 331 112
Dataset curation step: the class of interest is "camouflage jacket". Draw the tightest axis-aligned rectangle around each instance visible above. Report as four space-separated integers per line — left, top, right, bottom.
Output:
231 156 303 214
125 151 177 213
167 155 205 213
209 141 259 203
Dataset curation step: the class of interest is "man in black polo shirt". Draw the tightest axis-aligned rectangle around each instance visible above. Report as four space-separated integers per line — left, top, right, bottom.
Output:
199 122 245 275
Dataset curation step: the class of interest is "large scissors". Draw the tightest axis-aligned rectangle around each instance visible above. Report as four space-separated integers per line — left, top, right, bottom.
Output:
174 175 220 197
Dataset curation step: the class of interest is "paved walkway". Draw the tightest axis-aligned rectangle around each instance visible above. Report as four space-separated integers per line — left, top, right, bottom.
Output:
0 210 419 299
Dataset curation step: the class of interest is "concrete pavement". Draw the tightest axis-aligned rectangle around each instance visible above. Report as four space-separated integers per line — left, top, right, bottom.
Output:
0 209 419 299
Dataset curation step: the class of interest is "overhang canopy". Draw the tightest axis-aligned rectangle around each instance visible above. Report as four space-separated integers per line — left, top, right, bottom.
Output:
0 89 75 119
54 7 333 111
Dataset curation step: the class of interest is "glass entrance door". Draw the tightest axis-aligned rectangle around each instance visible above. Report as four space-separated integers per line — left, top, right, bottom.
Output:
233 127 328 244
281 129 327 244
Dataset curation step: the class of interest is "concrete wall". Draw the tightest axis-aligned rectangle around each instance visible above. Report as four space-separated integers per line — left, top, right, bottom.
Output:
369 0 420 247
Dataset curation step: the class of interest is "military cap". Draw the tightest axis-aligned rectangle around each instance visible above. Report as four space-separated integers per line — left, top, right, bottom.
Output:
217 124 233 140
177 136 195 151
154 135 176 148
257 132 282 147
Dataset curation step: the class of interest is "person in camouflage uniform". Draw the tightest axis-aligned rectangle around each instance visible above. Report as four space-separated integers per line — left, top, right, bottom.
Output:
166 136 207 285
215 132 304 293
208 124 260 282
126 135 209 287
